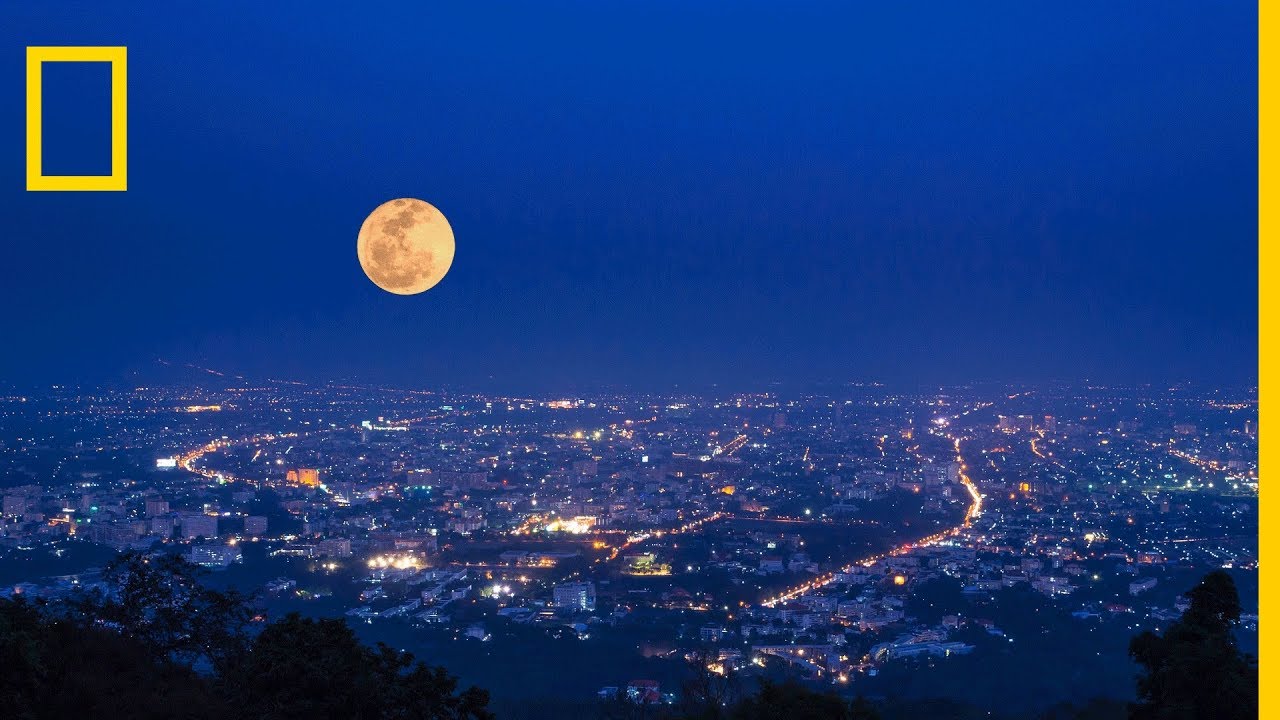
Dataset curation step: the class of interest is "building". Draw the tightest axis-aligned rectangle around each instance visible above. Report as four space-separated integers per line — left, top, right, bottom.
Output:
145 498 170 517
2 494 28 518
552 581 596 611
150 514 177 537
626 680 662 705
244 515 268 535
180 513 218 539
873 641 975 660
190 543 243 568
922 462 950 487
286 468 321 486
316 538 353 557
997 415 1035 433
1129 577 1158 596
758 557 785 574
85 522 140 548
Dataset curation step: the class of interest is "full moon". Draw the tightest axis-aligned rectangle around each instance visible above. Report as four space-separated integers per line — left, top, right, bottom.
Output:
356 198 455 295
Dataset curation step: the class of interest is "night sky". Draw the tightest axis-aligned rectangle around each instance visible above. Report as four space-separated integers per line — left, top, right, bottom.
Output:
1 2 1258 390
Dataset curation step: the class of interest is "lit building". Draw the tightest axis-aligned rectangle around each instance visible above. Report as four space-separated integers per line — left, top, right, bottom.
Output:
286 468 321 486
625 680 661 705
190 543 243 568
552 581 596 611
996 415 1035 433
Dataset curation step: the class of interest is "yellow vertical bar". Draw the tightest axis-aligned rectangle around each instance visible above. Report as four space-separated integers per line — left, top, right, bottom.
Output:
25 47 43 189
1262 0 1273 716
110 47 127 190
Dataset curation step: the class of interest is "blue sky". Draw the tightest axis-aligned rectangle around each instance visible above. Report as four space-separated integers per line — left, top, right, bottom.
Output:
0 2 1258 389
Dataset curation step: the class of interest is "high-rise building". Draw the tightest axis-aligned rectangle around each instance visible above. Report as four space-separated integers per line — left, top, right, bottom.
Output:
922 462 949 487
316 538 353 557
553 581 596 611
86 522 139 548
180 513 218 539
244 515 268 535
150 514 177 537
3 494 28 518
2 485 40 519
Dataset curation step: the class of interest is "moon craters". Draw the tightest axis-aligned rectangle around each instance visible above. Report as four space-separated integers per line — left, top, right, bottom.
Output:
357 198 455 295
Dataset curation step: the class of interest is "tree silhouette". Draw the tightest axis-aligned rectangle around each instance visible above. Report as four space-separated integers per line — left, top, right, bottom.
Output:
904 577 966 625
0 596 226 720
849 695 882 720
69 551 254 674
221 613 492 720
728 679 863 720
2 552 491 720
1128 570 1256 720
679 648 744 720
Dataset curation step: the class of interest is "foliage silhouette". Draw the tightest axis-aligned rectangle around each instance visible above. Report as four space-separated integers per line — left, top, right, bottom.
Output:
1 551 491 720
1128 570 1256 720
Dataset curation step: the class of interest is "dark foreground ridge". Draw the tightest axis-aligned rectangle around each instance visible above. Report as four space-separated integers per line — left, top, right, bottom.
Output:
0 552 1256 720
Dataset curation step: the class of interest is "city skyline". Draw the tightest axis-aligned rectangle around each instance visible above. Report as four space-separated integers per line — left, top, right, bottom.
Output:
0 379 1258 717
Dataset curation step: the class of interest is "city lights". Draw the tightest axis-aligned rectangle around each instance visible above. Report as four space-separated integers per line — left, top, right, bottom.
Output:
367 554 423 570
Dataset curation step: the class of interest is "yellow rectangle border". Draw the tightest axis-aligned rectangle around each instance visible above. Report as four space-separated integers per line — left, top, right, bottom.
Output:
26 46 127 192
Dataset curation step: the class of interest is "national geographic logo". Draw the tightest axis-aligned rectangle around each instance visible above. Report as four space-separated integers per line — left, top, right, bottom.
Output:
26 46 127 191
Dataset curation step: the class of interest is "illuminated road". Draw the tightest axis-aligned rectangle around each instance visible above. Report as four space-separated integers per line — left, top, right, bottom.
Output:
177 408 466 489
719 434 749 457
595 511 729 565
1030 433 1046 459
758 434 982 608
1165 442 1255 484
177 431 303 484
